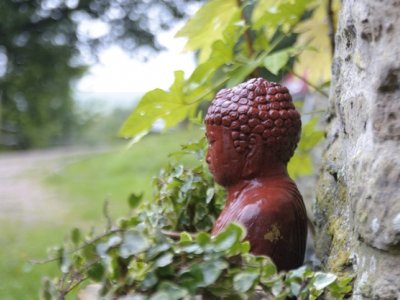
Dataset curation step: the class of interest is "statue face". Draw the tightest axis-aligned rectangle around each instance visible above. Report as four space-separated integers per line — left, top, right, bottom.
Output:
205 124 246 186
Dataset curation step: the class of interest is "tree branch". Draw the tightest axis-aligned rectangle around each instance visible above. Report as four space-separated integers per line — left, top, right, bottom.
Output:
236 0 254 57
236 0 261 78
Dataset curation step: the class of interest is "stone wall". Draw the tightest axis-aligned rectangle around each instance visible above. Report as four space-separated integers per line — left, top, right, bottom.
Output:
314 1 400 299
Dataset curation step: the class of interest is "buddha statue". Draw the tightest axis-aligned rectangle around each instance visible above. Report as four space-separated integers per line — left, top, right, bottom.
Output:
204 77 307 271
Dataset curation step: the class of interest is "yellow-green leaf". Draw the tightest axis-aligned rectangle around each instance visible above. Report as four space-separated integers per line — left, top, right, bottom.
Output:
263 50 290 75
119 71 191 139
176 0 240 62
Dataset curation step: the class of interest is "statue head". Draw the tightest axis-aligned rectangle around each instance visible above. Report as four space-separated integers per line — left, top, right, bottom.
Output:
204 78 301 186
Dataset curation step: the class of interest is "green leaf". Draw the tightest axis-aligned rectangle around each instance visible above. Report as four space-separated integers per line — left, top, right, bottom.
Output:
87 262 104 282
142 271 158 289
263 50 290 75
313 272 337 290
272 279 284 296
288 153 313 178
149 291 170 300
240 241 251 254
252 0 309 33
206 188 215 204
298 117 324 151
71 228 80 245
120 230 150 258
289 265 308 279
181 244 202 254
290 282 302 296
233 272 258 292
199 260 228 286
158 281 189 299
227 60 259 87
179 231 193 242
156 253 174 267
196 231 211 246
213 223 246 252
176 0 240 62
128 193 143 209
119 71 190 139
260 259 277 279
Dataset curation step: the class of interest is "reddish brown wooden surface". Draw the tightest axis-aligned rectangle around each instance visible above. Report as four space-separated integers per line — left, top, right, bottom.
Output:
205 78 307 271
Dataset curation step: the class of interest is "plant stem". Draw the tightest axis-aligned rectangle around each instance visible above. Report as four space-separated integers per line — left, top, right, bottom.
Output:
236 0 261 77
236 0 254 56
161 230 196 240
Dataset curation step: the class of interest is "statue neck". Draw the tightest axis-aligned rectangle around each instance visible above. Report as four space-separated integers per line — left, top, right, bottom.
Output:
225 161 290 205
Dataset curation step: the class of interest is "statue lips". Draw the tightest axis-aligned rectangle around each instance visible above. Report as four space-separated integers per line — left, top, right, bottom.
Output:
204 78 307 271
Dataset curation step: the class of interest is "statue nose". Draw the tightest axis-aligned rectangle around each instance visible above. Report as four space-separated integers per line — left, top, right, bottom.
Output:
206 153 211 164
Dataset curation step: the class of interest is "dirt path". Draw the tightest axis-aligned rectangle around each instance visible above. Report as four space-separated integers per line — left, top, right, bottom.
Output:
0 147 107 223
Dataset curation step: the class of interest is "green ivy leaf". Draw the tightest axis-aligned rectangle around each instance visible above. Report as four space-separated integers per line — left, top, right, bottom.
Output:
260 259 277 279
233 272 258 292
87 262 104 282
313 272 337 290
290 282 302 296
263 50 290 75
289 265 308 279
128 193 143 210
272 279 284 296
120 230 150 258
158 281 189 299
196 232 211 247
199 260 228 286
156 253 174 267
179 232 193 243
149 291 170 300
206 187 215 204
213 223 246 252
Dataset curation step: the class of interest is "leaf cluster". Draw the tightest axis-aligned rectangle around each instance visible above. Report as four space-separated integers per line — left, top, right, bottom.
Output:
40 144 352 299
120 0 330 141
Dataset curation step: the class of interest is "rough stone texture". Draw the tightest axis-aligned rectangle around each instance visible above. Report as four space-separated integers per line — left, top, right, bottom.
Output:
314 1 400 299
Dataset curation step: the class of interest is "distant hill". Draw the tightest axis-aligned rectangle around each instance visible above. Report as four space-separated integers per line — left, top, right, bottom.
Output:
74 91 142 112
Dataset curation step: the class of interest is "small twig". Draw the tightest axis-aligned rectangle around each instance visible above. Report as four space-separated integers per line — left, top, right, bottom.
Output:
302 110 327 115
327 0 335 56
161 230 196 240
63 274 88 295
291 71 329 98
103 199 112 231
30 229 122 265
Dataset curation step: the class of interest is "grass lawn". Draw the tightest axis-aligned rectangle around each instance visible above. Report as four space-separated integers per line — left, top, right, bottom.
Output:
0 127 203 299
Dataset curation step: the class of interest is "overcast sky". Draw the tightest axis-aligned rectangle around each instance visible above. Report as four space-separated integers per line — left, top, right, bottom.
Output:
75 24 196 109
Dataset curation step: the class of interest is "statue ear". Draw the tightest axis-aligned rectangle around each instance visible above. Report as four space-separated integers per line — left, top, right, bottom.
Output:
242 134 263 178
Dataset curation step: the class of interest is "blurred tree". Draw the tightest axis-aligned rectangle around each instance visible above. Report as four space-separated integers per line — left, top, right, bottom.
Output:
0 0 199 149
